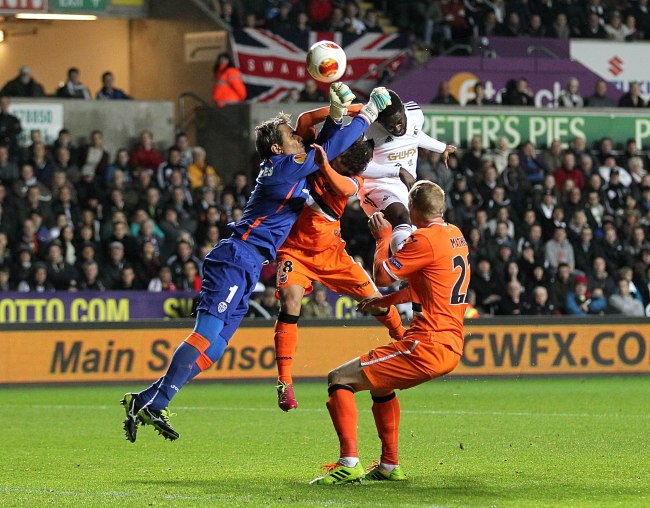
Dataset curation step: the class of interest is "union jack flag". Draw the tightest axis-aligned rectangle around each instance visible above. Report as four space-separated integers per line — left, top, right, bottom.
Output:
232 29 407 102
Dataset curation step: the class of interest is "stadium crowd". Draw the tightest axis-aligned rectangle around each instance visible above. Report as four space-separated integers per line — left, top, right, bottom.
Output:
218 0 650 47
1 87 650 319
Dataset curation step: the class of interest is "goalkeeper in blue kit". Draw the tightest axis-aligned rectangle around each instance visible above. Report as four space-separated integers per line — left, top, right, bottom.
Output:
121 83 392 442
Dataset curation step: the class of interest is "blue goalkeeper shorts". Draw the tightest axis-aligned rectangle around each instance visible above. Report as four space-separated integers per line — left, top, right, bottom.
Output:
196 237 265 342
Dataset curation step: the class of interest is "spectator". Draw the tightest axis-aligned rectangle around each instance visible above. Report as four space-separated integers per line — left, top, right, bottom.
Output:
496 279 526 315
585 79 616 108
440 0 471 39
363 9 383 33
267 2 293 34
0 96 22 161
106 148 133 184
501 78 533 106
498 11 523 37
147 265 176 292
587 255 615 296
247 286 281 318
466 81 495 106
558 78 584 108
526 13 546 37
130 130 163 173
542 139 563 173
0 265 11 291
294 11 312 35
624 15 643 41
605 11 631 41
327 6 347 31
431 80 459 105
618 81 645 108
545 225 575 272
555 152 584 191
96 71 131 100
178 259 201 291
44 241 78 290
167 239 201 285
608 277 645 316
157 145 188 191
549 263 572 314
56 67 91 99
566 275 607 315
631 0 650 39
581 12 607 39
470 258 503 313
549 12 571 38
19 262 55 292
78 260 107 290
116 264 144 290
299 79 326 102
519 140 545 184
281 88 301 104
301 287 333 318
343 1 366 35
220 1 243 28
0 66 46 97
599 156 631 187
308 0 334 31
223 171 251 207
187 146 219 190
212 52 247 107
78 130 110 182
0 144 19 184
52 129 78 165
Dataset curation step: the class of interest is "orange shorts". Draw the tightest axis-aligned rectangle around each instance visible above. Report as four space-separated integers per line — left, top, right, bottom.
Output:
360 339 460 391
276 242 377 299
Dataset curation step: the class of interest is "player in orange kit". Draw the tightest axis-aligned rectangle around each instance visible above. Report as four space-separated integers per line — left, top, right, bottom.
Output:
274 104 405 412
309 180 469 485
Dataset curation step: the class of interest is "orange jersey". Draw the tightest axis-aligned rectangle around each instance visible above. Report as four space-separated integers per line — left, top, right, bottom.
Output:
281 172 362 252
382 220 470 354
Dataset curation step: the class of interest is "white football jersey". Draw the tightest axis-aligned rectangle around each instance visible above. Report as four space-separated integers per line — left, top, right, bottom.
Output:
363 101 446 185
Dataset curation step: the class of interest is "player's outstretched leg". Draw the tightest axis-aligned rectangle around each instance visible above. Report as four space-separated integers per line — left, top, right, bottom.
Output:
274 312 300 411
121 311 227 441
311 383 363 485
365 391 406 481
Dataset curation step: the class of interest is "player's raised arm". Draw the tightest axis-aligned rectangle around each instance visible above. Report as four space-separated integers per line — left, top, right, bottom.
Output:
286 86 392 179
417 131 457 169
312 143 358 197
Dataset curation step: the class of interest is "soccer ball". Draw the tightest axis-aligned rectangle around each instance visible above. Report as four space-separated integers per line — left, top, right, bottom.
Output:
306 40 347 83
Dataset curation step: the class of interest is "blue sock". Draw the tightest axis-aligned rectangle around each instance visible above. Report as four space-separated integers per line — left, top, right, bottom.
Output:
140 311 225 410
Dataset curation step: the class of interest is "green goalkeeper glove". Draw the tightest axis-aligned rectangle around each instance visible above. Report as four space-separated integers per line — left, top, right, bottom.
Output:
359 87 392 124
329 82 356 121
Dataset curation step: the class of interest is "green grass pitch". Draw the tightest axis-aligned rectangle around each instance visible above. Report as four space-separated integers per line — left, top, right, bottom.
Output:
1 377 649 507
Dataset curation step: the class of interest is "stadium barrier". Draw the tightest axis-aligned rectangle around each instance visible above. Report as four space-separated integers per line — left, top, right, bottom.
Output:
1 317 649 384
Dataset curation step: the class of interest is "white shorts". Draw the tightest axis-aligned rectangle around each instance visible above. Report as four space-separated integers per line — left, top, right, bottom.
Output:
359 179 409 217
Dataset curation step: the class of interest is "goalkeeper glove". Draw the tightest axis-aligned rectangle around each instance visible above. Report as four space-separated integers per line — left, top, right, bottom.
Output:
359 87 392 124
329 82 356 121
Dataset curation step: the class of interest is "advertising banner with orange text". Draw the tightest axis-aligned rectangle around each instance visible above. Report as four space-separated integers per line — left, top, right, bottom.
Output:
0 320 649 384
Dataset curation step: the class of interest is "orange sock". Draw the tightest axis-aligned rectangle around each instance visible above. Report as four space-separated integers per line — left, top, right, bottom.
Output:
326 385 358 458
274 314 299 384
372 392 400 465
374 306 406 340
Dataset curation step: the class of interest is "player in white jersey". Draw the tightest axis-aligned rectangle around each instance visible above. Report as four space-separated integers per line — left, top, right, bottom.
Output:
359 90 456 254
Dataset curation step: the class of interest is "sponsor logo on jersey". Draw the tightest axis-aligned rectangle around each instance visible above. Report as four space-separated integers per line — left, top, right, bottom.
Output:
389 257 403 270
279 273 288 285
293 153 307 164
218 302 228 313
385 136 393 143
387 148 417 161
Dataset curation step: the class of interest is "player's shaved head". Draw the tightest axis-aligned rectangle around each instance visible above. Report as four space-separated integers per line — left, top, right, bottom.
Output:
255 112 292 159
332 137 373 176
377 90 406 136
409 180 446 219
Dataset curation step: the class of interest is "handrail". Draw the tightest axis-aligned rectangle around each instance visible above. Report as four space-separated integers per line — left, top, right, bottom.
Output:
526 45 560 59
187 0 232 32
178 91 214 133
441 44 474 56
